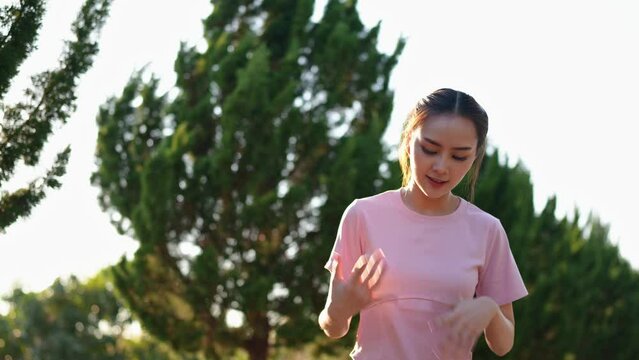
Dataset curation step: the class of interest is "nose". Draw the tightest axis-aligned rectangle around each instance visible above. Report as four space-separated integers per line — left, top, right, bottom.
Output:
432 155 448 174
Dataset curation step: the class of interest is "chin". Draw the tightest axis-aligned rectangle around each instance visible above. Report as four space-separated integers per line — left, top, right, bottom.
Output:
424 191 449 200
417 185 450 199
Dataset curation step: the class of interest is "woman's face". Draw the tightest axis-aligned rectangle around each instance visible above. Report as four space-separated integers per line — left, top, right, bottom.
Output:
409 113 478 199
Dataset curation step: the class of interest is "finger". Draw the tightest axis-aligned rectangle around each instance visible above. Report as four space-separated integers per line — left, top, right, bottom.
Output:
434 312 452 327
360 254 379 283
438 336 455 359
348 254 369 283
454 330 475 356
441 306 463 327
456 330 469 347
462 331 476 350
371 248 386 262
452 325 470 349
366 258 385 288
360 248 386 281
441 329 461 355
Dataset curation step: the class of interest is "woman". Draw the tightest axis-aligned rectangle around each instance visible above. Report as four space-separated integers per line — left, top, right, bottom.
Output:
318 88 528 359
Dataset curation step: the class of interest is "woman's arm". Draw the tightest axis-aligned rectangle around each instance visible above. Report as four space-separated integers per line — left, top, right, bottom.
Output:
484 302 515 356
435 297 516 357
318 302 353 338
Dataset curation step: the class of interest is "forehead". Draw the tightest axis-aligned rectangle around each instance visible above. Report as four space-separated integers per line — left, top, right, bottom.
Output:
415 114 477 147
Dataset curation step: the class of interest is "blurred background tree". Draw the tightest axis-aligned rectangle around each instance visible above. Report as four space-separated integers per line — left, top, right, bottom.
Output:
91 0 403 358
0 271 206 359
457 150 639 359
0 0 112 231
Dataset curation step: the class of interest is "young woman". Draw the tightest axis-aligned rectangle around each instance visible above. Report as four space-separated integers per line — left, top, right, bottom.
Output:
318 88 528 359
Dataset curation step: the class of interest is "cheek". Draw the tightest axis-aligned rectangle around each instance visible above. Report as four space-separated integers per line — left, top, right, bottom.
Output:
410 150 431 170
453 161 474 178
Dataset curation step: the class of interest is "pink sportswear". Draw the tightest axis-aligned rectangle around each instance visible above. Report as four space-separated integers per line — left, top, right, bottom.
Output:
324 189 528 359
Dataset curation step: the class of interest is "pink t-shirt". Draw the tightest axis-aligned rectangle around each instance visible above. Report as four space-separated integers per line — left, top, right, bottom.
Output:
324 189 528 360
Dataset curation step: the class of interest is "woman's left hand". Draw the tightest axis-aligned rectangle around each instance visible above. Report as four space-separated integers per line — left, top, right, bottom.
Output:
434 296 499 352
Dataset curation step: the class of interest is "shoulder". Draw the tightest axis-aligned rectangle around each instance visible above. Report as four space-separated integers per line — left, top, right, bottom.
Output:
461 200 504 233
342 189 399 220
461 202 516 263
355 189 398 206
350 189 399 213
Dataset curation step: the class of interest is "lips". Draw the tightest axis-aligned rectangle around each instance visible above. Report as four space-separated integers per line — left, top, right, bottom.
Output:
426 175 447 186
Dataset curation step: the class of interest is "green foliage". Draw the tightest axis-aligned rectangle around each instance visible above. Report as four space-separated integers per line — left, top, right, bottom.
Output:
454 150 639 359
92 0 404 358
0 271 210 360
0 0 112 231
0 272 127 359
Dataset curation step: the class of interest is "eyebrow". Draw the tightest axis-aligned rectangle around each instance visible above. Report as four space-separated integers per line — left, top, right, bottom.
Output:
423 137 474 151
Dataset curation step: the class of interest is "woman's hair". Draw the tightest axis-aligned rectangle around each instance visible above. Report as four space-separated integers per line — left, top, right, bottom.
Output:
399 88 488 201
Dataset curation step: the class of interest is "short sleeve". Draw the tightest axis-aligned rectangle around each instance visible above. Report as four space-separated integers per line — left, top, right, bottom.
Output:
475 220 528 305
324 200 364 276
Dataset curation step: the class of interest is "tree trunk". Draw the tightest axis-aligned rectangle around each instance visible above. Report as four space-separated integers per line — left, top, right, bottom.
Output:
246 313 270 360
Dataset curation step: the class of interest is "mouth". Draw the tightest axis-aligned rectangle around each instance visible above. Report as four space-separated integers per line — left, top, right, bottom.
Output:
426 175 447 186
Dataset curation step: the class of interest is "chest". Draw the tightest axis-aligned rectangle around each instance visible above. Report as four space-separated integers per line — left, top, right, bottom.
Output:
363 218 485 302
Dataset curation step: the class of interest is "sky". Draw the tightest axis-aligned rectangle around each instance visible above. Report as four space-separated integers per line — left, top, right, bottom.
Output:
1 0 638 302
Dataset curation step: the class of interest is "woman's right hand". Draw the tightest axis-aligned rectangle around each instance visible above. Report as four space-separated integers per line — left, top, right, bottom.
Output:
325 248 386 321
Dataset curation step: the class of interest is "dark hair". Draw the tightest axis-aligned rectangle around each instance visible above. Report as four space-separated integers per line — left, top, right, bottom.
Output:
399 88 488 201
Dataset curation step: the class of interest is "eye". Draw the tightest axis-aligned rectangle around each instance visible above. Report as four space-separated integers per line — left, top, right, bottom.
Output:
452 155 469 161
420 145 436 155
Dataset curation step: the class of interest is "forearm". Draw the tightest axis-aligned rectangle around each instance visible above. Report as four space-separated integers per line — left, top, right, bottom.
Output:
483 299 515 356
318 303 352 339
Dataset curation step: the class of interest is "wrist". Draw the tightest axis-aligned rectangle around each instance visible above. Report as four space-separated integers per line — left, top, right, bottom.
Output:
477 296 499 317
320 301 352 339
326 300 353 322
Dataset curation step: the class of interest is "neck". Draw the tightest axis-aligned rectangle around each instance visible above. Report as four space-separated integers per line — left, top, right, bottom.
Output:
402 183 460 216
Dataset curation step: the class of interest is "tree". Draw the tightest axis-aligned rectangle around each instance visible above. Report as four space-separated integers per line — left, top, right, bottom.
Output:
0 273 128 359
0 0 112 231
91 0 403 358
0 272 204 360
459 150 639 360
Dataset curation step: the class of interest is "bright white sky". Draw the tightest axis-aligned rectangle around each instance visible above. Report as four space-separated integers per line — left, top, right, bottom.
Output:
2 0 638 302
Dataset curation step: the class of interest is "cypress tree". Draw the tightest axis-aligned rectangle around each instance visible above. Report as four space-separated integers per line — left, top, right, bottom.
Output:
0 0 112 231
92 0 404 358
